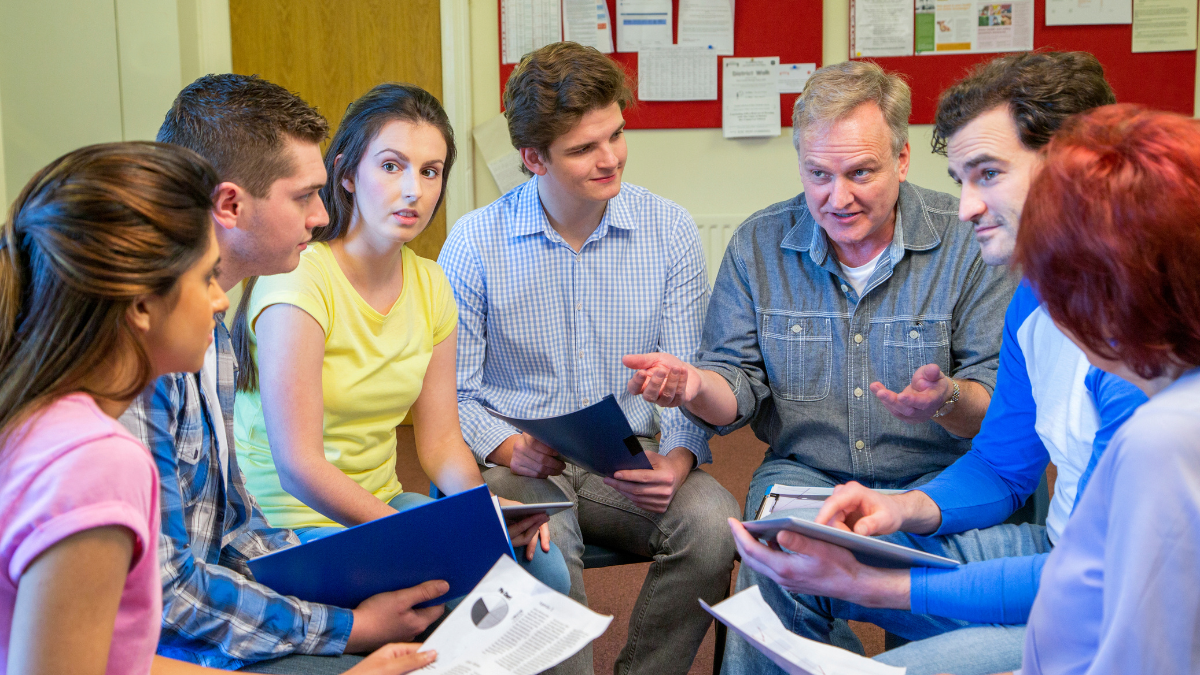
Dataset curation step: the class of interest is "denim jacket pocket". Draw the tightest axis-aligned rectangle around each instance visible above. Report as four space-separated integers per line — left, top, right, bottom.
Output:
760 312 833 401
881 319 952 392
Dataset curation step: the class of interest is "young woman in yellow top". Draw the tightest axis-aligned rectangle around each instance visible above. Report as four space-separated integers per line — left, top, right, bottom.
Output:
231 84 568 591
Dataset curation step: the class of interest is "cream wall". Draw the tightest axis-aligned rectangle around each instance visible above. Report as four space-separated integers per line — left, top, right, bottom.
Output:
0 0 230 205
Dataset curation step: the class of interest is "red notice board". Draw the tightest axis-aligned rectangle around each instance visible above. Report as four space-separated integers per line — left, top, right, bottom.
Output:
498 0 824 129
857 0 1197 124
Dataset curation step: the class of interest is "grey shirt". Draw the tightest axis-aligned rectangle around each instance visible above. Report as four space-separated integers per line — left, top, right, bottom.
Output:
689 181 1017 483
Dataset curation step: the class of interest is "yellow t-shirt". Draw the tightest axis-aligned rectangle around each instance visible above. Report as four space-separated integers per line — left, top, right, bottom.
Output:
234 242 458 529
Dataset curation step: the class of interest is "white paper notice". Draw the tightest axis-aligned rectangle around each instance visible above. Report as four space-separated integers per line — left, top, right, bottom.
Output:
502 0 563 65
852 0 915 57
473 113 529 195
915 0 1034 54
1046 0 1133 25
418 556 612 675
702 586 907 675
1132 0 1198 51
776 63 816 94
679 0 736 55
564 0 615 53
638 46 719 100
617 0 673 52
722 57 781 139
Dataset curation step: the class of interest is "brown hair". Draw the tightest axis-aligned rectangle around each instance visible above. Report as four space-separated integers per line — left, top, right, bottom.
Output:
793 61 911 156
157 73 328 198
0 142 217 441
503 41 633 175
932 52 1115 155
1015 104 1200 379
233 83 457 392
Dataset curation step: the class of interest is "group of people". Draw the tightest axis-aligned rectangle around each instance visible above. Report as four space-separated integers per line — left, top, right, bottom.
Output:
0 36 1196 675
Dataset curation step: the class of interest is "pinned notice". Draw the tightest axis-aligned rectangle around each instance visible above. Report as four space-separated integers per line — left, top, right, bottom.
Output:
473 113 529 196
501 0 563 65
776 63 816 94
679 0 736 55
616 0 673 52
564 0 615 53
915 0 1034 55
1046 0 1133 25
722 57 781 139
852 0 915 57
638 46 719 101
1132 0 1198 51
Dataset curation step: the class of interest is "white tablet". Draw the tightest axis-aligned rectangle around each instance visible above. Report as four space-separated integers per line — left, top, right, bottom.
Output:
742 516 960 569
500 502 574 519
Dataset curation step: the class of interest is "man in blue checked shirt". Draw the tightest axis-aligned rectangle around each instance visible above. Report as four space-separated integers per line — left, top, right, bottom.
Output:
636 54 1145 675
438 42 740 675
120 75 446 674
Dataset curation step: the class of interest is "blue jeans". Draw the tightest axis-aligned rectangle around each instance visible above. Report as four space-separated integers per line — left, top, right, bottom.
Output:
239 653 364 673
722 456 1047 675
296 491 572 597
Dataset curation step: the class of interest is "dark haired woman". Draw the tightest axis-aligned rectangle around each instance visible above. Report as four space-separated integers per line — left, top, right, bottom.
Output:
0 142 434 675
1015 105 1200 673
231 84 569 592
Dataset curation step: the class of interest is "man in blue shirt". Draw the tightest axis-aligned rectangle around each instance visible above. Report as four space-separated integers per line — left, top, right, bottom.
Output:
438 42 740 675
715 53 1146 675
120 75 445 674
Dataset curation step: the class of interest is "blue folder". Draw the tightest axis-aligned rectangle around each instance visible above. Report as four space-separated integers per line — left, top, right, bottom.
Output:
246 485 514 608
488 395 653 477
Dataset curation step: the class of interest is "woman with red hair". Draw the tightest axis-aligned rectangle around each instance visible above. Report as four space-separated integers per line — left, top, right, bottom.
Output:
1015 104 1200 673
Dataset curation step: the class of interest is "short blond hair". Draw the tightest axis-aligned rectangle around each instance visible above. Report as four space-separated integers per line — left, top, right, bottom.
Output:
792 61 911 157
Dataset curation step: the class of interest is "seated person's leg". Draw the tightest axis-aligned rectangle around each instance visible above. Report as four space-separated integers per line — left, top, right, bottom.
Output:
871 624 1026 675
239 653 366 674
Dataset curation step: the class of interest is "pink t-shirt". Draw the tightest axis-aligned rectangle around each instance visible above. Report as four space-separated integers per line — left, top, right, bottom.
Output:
0 393 160 675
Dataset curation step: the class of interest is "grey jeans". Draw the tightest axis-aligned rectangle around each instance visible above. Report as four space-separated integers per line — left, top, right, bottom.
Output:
482 440 740 675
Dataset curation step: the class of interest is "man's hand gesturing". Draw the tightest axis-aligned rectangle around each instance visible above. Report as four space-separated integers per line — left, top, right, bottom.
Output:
623 353 700 408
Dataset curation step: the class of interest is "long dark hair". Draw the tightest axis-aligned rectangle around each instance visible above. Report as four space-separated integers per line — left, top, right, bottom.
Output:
0 142 216 441
232 83 457 391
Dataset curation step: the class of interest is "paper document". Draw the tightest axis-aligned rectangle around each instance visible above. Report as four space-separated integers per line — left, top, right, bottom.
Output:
473 113 529 195
915 0 1034 54
1132 0 1197 51
722 57 781 139
502 0 563 65
638 46 719 100
852 0 915 57
1046 0 1133 25
418 556 612 674
776 63 816 94
678 0 736 54
755 485 906 520
617 0 673 52
564 0 615 52
703 586 906 675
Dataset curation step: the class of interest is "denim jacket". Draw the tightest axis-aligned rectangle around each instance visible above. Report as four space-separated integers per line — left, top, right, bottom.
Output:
689 181 1017 483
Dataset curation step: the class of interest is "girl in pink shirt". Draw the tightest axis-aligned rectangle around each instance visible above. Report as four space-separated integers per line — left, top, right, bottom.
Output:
0 143 435 675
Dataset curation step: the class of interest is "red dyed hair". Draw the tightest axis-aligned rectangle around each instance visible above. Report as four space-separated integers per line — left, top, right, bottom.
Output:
1015 104 1200 378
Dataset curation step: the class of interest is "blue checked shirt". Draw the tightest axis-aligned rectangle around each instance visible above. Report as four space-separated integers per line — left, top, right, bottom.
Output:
119 318 352 670
438 177 712 465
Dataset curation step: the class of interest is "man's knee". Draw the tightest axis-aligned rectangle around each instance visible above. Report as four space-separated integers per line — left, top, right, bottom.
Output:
481 465 569 503
667 472 740 560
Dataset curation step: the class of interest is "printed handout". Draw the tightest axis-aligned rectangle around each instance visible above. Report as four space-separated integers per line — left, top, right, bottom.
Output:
418 556 612 675
702 586 907 675
916 0 1034 54
1046 0 1133 25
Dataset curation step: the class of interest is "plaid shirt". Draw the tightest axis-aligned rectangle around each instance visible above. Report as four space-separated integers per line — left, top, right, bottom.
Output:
119 318 352 670
438 178 712 465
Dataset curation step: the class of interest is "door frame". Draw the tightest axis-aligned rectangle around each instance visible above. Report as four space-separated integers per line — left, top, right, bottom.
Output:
440 0 474 228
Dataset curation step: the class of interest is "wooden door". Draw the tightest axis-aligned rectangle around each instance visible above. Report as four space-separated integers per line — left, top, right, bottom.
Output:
230 0 447 260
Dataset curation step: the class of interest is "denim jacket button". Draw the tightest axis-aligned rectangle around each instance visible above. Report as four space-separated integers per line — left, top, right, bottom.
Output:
855 440 865 450
854 334 863 344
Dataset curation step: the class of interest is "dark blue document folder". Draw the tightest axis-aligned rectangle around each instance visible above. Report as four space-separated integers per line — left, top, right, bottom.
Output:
488 395 653 477
246 485 514 608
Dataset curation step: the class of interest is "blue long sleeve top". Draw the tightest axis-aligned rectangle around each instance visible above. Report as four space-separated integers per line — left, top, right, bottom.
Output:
906 284 1146 624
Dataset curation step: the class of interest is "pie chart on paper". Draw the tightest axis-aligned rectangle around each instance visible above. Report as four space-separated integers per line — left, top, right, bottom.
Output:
470 593 509 630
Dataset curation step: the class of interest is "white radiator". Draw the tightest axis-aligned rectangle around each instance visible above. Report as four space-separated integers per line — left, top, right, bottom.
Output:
692 214 747 285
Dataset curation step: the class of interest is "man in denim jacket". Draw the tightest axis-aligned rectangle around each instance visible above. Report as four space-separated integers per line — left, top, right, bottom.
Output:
626 60 1016 669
